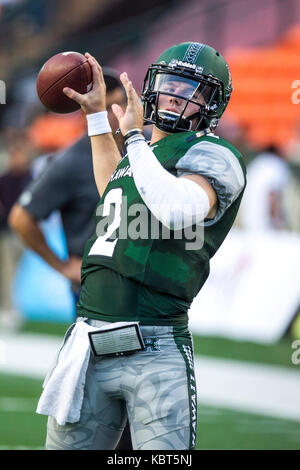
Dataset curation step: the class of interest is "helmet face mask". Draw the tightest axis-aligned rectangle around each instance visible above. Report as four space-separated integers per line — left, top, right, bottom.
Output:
142 42 232 134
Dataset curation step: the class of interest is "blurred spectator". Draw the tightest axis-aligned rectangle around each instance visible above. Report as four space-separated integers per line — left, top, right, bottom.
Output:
239 145 291 231
283 121 300 232
285 119 300 165
0 129 33 327
217 116 256 166
2 69 44 130
0 129 32 229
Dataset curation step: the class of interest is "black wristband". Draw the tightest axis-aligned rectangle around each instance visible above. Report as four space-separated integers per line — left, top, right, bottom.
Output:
124 134 146 148
123 128 143 144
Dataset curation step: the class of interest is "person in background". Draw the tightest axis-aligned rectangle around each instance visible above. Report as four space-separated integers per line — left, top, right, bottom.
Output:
240 145 291 231
0 129 32 328
9 68 133 450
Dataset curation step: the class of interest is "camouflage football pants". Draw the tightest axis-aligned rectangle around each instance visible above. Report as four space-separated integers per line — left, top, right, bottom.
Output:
46 319 197 450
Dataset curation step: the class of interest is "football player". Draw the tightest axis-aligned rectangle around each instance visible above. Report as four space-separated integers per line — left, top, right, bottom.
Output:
38 42 246 450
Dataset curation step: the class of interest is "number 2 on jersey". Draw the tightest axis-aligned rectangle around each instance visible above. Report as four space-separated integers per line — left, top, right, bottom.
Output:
88 188 123 257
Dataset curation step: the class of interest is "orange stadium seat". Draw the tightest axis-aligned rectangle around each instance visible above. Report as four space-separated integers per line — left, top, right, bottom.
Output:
28 112 86 153
226 25 300 149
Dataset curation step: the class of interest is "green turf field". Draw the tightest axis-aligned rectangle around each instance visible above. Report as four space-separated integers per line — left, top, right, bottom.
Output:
0 373 47 450
0 372 300 450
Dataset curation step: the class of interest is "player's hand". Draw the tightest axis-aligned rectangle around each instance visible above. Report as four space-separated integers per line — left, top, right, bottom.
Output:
60 256 82 283
63 53 106 114
111 73 144 135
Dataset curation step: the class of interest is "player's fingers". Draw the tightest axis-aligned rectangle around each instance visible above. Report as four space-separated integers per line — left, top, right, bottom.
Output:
86 53 103 77
86 54 104 87
97 63 106 86
120 73 137 106
131 86 142 107
127 80 141 108
111 103 125 120
63 87 85 105
120 72 129 85
124 76 139 102
88 54 103 80
85 52 99 67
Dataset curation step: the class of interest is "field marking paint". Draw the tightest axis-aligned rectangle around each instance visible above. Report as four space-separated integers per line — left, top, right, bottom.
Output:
0 397 37 412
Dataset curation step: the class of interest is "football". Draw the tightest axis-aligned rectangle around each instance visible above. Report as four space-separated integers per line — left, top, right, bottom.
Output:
36 51 92 113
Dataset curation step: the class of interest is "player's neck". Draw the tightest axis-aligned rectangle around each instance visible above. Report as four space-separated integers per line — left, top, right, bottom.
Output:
150 126 169 145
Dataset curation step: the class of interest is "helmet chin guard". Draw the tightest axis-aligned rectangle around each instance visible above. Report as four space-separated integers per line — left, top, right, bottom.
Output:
155 109 195 133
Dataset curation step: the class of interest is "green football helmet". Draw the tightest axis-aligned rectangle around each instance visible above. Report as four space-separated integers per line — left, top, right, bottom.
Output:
142 42 233 133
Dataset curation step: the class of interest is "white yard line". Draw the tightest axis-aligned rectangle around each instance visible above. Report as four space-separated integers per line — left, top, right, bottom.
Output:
194 356 300 422
0 332 300 422
0 397 37 412
0 332 61 378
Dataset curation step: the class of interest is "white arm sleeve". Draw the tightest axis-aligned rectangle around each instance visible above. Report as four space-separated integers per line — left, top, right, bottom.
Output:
127 138 210 230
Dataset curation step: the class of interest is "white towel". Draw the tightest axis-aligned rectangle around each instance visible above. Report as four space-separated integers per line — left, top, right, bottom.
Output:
36 321 99 426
